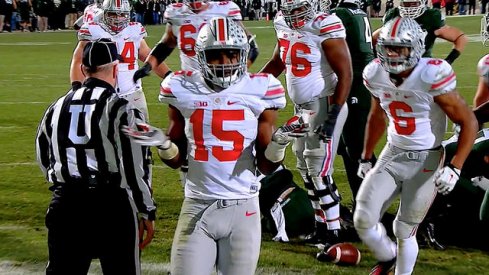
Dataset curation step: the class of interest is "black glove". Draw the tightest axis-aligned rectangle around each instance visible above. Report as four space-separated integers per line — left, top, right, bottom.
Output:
315 104 341 142
71 81 82 91
133 63 152 83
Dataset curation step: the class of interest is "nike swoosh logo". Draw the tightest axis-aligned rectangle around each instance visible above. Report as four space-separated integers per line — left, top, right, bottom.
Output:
423 168 434 172
134 98 141 101
227 101 238 105
245 211 257 217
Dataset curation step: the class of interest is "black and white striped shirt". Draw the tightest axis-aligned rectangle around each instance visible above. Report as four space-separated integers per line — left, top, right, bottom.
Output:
36 78 156 219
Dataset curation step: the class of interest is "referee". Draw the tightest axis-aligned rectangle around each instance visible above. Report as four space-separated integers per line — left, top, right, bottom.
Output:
36 39 156 275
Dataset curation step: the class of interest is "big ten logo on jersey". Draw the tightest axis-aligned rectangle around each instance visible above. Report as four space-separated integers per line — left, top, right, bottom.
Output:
194 101 209 107
179 21 207 57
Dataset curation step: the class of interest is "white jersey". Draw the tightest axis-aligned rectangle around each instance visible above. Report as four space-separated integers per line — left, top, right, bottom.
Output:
164 1 242 71
274 11 346 104
79 22 147 96
477 54 489 84
159 71 286 200
363 58 456 150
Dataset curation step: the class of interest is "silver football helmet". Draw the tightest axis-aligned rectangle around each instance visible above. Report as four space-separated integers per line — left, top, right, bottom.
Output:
399 0 426 19
376 17 426 74
319 0 332 12
182 0 209 11
196 17 249 89
102 0 130 34
281 0 315 30
482 13 489 46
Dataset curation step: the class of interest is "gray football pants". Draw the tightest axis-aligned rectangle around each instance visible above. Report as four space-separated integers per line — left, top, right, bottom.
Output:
170 196 261 275
354 144 443 239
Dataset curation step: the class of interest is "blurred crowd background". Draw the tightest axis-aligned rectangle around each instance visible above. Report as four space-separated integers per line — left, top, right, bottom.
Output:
0 0 486 33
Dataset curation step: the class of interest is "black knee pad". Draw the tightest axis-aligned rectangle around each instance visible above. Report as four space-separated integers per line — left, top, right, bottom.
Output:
315 176 341 210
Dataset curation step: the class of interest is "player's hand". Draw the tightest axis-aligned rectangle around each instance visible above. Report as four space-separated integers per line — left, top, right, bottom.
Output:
434 165 460 195
122 119 171 149
357 159 373 179
315 104 341 142
272 113 310 145
133 63 152 83
138 218 155 250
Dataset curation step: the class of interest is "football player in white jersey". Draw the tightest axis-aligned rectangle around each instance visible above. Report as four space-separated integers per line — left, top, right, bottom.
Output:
70 0 170 119
354 17 477 275
475 13 489 109
260 0 353 248
73 0 104 30
123 17 303 275
132 0 259 83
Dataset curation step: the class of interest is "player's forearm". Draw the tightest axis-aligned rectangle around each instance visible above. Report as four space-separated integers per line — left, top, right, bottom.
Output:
450 116 478 169
362 113 386 160
259 58 284 77
70 58 84 83
474 101 489 125
152 61 172 79
331 76 351 106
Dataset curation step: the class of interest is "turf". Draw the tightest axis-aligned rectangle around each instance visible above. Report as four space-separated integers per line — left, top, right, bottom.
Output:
0 15 488 274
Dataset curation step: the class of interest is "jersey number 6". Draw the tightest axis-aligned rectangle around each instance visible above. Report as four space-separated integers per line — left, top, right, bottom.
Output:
389 101 415 135
190 109 245 162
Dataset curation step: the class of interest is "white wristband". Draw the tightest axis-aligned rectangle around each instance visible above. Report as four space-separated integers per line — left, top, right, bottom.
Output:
264 141 288 163
157 142 179 160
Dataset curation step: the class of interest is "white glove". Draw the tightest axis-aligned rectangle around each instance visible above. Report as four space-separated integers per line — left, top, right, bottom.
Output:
434 165 460 195
272 114 310 145
357 159 373 179
122 119 171 149
471 176 489 191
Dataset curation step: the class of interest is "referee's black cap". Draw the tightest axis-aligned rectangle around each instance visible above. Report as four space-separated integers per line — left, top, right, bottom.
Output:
82 38 122 68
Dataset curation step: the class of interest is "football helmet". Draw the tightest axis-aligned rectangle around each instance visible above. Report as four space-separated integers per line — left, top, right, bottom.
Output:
281 0 315 30
481 13 489 46
376 17 425 74
399 0 426 19
183 0 209 11
319 0 332 12
102 0 130 34
196 17 249 89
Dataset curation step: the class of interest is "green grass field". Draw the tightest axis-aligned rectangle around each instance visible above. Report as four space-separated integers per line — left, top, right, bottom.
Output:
0 15 488 274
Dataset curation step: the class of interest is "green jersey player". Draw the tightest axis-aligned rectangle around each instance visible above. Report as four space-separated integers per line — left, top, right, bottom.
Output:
372 0 467 64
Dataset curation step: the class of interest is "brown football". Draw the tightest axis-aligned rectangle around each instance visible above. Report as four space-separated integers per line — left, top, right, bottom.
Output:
325 242 361 266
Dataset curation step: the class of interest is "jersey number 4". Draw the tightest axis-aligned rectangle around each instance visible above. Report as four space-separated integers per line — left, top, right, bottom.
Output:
190 109 245 162
120 41 136 70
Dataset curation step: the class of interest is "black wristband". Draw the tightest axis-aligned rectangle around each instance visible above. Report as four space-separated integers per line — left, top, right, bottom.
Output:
445 49 461 64
359 158 371 163
71 81 82 90
164 70 173 78
448 163 460 175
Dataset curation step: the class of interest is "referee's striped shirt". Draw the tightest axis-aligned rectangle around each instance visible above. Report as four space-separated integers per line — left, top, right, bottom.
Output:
35 77 156 219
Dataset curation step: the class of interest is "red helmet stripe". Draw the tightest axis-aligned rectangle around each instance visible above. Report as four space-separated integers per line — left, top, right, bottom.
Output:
116 0 121 8
390 17 402 38
216 18 227 42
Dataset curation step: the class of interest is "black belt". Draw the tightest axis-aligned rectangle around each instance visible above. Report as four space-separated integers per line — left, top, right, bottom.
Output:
53 173 121 190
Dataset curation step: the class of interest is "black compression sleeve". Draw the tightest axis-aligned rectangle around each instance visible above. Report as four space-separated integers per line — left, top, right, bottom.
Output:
150 42 175 65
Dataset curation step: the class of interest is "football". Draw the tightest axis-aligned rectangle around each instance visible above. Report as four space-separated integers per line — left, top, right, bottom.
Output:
317 242 361 266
